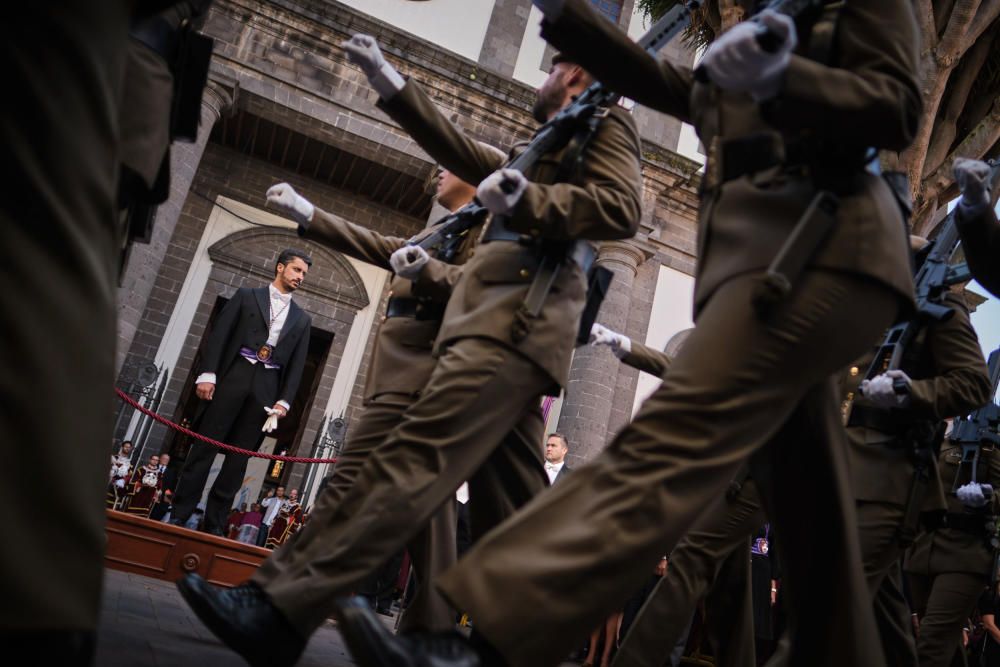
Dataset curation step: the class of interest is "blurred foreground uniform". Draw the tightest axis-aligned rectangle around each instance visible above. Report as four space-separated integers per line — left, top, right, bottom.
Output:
0 1 207 663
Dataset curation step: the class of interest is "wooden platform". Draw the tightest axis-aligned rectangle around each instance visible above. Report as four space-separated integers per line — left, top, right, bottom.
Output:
104 510 268 587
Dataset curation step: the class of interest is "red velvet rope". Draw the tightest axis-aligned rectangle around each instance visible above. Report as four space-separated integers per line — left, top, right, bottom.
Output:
115 388 337 464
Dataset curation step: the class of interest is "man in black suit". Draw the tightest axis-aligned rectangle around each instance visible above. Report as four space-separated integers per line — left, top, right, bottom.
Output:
544 433 572 485
170 248 313 535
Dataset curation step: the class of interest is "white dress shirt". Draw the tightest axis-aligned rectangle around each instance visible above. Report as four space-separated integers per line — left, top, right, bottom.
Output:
196 285 294 409
545 460 565 485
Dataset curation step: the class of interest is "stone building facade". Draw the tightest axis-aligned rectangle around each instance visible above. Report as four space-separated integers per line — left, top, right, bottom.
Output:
115 0 703 509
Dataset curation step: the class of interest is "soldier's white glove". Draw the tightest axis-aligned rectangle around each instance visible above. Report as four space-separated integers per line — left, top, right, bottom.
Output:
699 10 797 101
115 478 125 489
477 168 528 215
342 35 406 100
957 482 993 509
390 245 430 280
532 0 564 19
262 407 281 434
590 323 631 358
265 183 315 226
954 158 992 215
860 370 911 409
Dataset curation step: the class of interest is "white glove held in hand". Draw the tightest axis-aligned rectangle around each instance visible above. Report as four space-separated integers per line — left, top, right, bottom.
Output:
342 35 405 99
699 10 797 100
477 169 528 215
860 370 911 409
115 478 125 489
953 158 991 213
390 245 430 280
590 323 631 358
265 183 315 225
262 407 282 434
532 0 564 19
957 482 992 509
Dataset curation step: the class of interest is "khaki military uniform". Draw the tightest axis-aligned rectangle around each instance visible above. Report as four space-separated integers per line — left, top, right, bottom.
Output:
435 1 923 665
843 291 989 666
257 76 643 635
904 426 1000 666
609 339 759 667
956 204 1000 300
253 209 486 632
0 1 133 645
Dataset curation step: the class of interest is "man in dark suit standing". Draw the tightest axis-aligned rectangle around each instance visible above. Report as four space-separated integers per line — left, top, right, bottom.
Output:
170 249 313 536
544 433 572 485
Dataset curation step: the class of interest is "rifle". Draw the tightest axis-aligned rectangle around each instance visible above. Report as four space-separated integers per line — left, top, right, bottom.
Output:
947 347 1000 566
948 348 1000 493
406 1 703 257
693 0 827 83
857 161 1000 394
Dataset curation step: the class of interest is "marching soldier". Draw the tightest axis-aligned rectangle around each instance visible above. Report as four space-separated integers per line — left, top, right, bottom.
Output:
904 387 1000 666
844 270 990 665
953 158 1000 299
588 324 760 667
256 164 499 635
329 0 924 665
175 32 643 666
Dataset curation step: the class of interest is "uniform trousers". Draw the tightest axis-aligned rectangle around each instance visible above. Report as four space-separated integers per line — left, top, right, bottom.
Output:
0 0 128 642
255 393 459 633
612 479 764 667
254 336 549 635
910 571 987 667
437 270 901 667
856 501 918 666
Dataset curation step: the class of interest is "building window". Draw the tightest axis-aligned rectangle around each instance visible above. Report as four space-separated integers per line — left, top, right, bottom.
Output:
589 0 624 23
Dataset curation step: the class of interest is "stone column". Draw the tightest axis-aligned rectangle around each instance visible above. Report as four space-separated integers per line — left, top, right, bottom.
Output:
557 241 645 464
477 0 533 78
116 79 234 372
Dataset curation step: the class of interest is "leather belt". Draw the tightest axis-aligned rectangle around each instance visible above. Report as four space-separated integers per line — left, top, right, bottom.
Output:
385 297 445 321
944 512 992 536
482 221 595 274
848 406 907 441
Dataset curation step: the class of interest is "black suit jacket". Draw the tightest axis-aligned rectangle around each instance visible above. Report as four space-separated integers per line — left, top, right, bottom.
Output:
552 464 571 484
199 287 312 405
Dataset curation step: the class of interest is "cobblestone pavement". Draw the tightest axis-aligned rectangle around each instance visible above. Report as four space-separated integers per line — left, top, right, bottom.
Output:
95 568 583 666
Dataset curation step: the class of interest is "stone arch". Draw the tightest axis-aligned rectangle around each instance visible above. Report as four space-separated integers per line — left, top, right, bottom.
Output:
208 226 370 310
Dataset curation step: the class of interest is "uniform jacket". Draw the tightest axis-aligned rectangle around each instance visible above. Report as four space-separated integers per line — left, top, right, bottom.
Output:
844 291 990 509
303 208 480 401
620 339 673 379
378 80 642 391
542 0 921 318
906 439 1000 578
199 286 311 405
957 204 1000 300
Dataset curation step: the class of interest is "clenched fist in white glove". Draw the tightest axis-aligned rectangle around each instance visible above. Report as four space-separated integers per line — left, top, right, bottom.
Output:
954 158 992 215
590 323 631 358
342 34 406 100
957 482 993 509
477 168 528 215
390 245 430 280
860 370 911 409
699 10 797 101
115 478 125 489
265 183 315 226
532 0 564 19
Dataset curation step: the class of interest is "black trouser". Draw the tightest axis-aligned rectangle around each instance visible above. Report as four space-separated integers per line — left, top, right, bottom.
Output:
172 359 276 531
